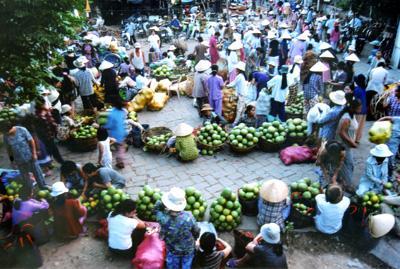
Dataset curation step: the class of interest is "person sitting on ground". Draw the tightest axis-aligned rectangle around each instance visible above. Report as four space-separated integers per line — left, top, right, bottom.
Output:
82 163 126 189
60 160 87 196
155 187 200 269
314 184 350 234
226 223 288 268
108 199 146 258
171 123 199 162
193 232 232 269
60 104 80 129
316 140 346 187
97 127 115 169
239 103 257 128
201 104 227 127
50 182 87 239
356 144 393 196
257 179 290 230
12 184 49 226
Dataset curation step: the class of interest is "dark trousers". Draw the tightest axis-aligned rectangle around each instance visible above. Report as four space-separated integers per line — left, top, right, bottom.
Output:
41 137 64 164
270 99 286 122
81 94 98 110
109 228 145 259
196 97 208 116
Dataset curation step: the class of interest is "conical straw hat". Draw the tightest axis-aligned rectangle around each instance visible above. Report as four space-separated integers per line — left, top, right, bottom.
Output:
260 179 289 203
369 214 395 238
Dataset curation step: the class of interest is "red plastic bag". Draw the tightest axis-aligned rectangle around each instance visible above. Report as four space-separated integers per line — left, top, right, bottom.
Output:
279 146 317 165
132 222 166 269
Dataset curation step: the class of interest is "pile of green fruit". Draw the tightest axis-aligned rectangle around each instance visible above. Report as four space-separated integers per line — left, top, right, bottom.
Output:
5 181 22 201
0 108 17 124
152 65 172 78
145 133 172 147
290 178 321 200
36 189 52 200
68 189 80 199
257 121 287 144
210 188 242 231
228 123 261 149
136 185 162 221
359 191 383 212
292 203 314 217
286 93 304 115
99 187 130 214
286 118 307 140
184 187 207 221
97 111 109 125
71 125 98 139
128 111 138 121
197 122 227 148
238 182 260 201
82 194 100 216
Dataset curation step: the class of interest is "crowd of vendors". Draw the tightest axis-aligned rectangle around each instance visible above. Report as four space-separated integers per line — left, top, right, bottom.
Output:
0 0 400 268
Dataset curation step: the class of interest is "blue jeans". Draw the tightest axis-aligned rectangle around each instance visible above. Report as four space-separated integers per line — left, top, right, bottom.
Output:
166 251 194 269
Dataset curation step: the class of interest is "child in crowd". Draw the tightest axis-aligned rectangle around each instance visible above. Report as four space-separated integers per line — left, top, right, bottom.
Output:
97 127 115 169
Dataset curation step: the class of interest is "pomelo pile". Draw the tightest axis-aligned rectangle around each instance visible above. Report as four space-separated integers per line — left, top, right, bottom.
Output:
238 182 260 201
5 181 22 201
82 194 100 215
71 125 98 139
210 188 242 231
184 187 207 221
358 191 383 212
286 118 307 140
0 108 17 124
290 178 321 200
197 122 227 148
228 124 261 149
152 65 172 77
292 202 314 217
99 187 130 214
68 189 80 199
36 189 52 200
257 121 287 144
145 133 172 147
136 185 162 221
286 93 304 115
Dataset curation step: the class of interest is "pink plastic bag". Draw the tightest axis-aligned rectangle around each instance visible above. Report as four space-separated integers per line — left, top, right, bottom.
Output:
279 146 317 165
132 222 166 269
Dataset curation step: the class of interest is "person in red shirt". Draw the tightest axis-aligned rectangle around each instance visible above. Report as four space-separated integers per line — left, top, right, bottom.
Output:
50 182 86 239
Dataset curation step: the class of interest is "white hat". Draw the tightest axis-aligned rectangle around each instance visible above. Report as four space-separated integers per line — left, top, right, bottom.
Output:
261 20 270 26
168 45 177 51
369 214 395 238
267 31 277 39
348 45 355 51
61 104 72 114
251 29 262 35
99 60 114 71
319 42 332 50
294 55 303 64
174 123 194 136
51 182 69 197
234 61 246 72
279 22 289 29
297 33 308 41
329 90 347 106
73 56 89 68
280 32 292 40
195 60 211 72
149 26 160 31
134 42 141 49
345 53 360 62
310 61 329 72
228 41 243 50
307 103 330 123
260 223 281 244
320 50 335 59
268 61 276 67
370 144 393 158
260 179 289 203
161 187 187 212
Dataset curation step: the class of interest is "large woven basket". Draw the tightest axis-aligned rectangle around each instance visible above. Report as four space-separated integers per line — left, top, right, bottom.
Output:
228 141 256 154
141 127 172 153
196 139 226 151
286 112 304 120
258 138 285 153
287 136 305 145
68 137 98 152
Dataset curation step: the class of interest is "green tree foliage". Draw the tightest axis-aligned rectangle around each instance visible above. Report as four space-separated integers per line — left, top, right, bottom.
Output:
0 0 85 103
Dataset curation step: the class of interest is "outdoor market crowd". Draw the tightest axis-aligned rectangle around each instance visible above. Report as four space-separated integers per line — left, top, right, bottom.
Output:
1 0 400 268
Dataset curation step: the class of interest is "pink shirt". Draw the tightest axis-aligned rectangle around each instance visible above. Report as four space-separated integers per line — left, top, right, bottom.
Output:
330 30 340 42
322 62 331 82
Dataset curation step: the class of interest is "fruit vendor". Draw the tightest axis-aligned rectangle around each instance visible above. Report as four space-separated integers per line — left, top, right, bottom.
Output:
58 104 81 141
314 184 350 234
226 223 288 268
60 161 87 197
201 104 227 127
155 187 200 269
194 232 232 268
377 116 400 175
171 123 199 162
227 62 247 126
107 199 146 258
257 179 290 230
82 163 126 190
315 140 346 186
238 103 257 128
356 144 393 196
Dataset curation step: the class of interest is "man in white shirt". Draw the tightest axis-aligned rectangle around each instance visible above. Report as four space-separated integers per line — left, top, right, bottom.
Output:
366 62 388 95
315 184 350 234
148 30 161 56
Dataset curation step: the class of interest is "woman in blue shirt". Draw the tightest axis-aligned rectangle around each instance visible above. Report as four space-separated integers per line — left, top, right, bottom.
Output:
353 74 367 143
